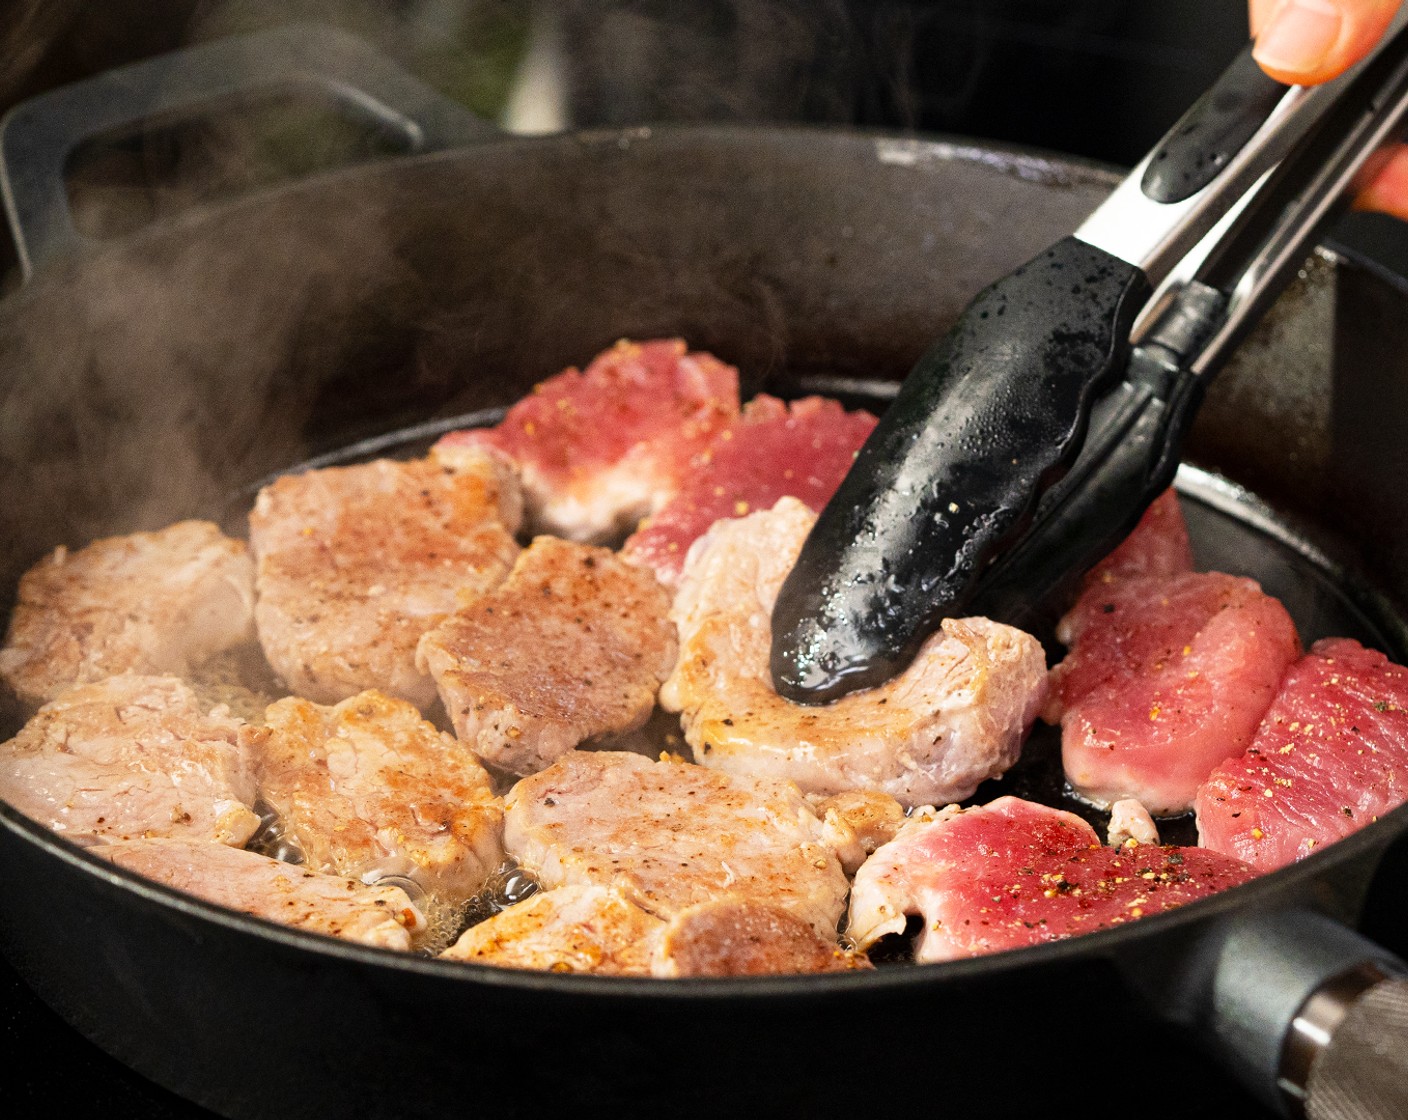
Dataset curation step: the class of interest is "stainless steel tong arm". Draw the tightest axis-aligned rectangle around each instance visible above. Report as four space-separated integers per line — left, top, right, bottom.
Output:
1075 65 1338 289
1077 10 1408 295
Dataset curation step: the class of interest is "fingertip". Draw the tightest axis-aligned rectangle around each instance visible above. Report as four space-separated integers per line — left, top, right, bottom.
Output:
1253 0 1398 85
1354 145 1408 221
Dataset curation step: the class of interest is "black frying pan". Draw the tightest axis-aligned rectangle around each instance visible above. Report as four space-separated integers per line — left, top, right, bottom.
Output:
1 25 1407 1120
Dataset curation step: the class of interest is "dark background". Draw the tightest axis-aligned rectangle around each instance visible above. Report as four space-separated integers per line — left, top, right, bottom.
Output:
0 2 1391 1116
3 0 1406 287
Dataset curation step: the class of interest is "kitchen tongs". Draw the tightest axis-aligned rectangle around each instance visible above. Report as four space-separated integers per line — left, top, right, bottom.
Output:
771 21 1408 704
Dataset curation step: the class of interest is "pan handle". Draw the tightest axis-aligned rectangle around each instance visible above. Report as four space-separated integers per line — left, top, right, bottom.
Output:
1138 906 1408 1118
0 22 498 281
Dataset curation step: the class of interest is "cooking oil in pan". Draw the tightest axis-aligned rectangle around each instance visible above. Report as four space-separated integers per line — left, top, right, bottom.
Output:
226 411 1408 933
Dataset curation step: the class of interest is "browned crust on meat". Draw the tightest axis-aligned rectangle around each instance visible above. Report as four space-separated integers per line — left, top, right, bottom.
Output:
249 448 520 707
92 838 425 950
0 673 260 846
418 537 677 775
504 751 849 937
439 884 662 974
256 690 504 902
0 520 255 708
661 499 1047 807
654 899 872 976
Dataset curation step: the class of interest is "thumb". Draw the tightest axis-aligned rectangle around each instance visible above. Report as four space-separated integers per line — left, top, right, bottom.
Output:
1251 0 1400 84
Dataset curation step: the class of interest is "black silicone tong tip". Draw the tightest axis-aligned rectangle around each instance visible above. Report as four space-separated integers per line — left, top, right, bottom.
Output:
770 236 1150 704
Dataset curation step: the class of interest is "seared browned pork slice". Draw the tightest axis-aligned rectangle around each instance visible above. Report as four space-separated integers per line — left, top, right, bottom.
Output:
249 445 521 708
436 338 739 542
504 751 849 938
92 838 425 950
847 796 1255 963
1047 571 1300 815
440 884 664 974
659 498 1047 808
0 520 255 708
256 691 504 903
653 899 872 976
417 537 677 775
621 394 877 586
1196 638 1408 871
0 674 260 846
441 886 869 977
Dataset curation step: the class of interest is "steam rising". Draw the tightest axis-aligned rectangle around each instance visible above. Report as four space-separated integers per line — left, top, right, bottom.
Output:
0 1 872 605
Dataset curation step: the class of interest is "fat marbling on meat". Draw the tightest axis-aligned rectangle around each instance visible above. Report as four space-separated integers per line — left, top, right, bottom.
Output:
660 498 1047 808
417 537 676 775
248 445 521 709
621 394 877 586
0 520 255 709
1196 637 1408 871
436 338 739 542
92 838 426 950
848 796 1255 962
504 750 849 938
256 690 504 903
0 673 260 847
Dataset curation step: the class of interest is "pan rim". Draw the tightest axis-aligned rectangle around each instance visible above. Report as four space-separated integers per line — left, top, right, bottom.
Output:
4 788 1401 999
2 119 1127 309
1 123 1404 1002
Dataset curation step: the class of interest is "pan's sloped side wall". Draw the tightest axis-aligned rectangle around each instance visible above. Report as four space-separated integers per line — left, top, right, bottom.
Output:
1190 251 1408 630
0 129 1114 603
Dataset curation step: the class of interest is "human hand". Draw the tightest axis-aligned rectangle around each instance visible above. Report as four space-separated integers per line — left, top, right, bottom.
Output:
1250 0 1408 217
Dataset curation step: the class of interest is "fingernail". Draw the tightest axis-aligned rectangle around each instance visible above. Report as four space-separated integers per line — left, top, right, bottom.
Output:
1253 0 1343 74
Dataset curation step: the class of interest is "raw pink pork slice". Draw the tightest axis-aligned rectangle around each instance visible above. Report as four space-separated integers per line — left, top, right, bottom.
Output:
1196 638 1408 871
847 796 1255 962
1082 488 1194 586
436 338 739 542
622 394 878 585
1047 572 1300 815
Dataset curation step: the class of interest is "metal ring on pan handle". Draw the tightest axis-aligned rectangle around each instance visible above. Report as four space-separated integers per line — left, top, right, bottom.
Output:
1284 964 1408 1120
1133 906 1408 1119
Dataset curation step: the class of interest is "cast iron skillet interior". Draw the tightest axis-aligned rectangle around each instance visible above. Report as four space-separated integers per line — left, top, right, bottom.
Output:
3 125 1408 1119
